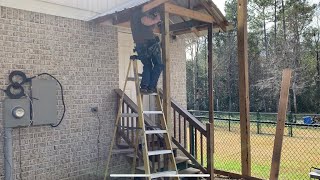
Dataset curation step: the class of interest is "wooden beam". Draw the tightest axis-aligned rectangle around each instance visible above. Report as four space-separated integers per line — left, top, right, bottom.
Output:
172 25 208 36
208 24 214 125
214 169 263 180
199 0 227 32
170 20 207 32
237 0 251 176
269 69 292 180
207 123 214 180
207 24 214 180
164 3 214 23
161 6 171 127
142 0 169 12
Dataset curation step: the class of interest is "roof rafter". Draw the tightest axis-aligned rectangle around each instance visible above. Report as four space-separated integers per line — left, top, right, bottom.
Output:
164 3 214 23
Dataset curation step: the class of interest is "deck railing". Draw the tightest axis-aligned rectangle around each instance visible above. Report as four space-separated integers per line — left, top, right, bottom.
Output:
115 89 262 180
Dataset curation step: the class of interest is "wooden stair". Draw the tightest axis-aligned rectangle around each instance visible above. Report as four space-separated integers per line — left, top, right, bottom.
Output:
114 89 210 179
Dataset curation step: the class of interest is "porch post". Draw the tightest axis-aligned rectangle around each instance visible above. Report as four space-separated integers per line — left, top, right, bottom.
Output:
207 23 215 180
237 0 251 176
161 5 171 125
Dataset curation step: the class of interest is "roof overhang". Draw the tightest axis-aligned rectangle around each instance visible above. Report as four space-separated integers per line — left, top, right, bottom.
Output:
90 0 233 36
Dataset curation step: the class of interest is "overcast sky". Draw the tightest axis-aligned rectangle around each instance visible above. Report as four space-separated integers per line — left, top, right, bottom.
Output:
212 0 319 16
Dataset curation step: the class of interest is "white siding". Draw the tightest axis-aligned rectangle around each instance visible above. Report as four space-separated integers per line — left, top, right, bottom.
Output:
0 0 138 20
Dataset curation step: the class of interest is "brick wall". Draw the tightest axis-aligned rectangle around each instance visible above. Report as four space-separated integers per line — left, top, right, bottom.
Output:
0 6 130 180
0 6 188 180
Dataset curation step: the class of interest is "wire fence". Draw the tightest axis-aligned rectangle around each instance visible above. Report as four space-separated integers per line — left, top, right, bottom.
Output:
188 110 320 180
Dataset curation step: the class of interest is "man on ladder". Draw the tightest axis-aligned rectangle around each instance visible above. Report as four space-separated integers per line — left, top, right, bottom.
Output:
130 6 163 94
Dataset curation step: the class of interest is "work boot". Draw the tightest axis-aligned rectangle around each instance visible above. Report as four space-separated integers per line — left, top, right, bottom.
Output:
140 88 149 94
147 87 157 94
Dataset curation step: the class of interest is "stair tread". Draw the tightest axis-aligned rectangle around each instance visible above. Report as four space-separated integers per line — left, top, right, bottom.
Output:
116 143 130 149
126 153 138 159
178 167 201 174
175 156 190 163
148 150 172 156
120 113 139 117
113 148 134 154
136 156 191 171
145 130 167 134
151 171 177 178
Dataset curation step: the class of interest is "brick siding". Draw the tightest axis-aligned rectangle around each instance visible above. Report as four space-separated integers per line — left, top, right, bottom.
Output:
0 6 187 180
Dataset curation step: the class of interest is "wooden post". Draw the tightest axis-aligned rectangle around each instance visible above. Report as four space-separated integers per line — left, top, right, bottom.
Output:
269 69 292 180
207 24 214 180
237 0 251 176
207 123 214 180
161 5 171 124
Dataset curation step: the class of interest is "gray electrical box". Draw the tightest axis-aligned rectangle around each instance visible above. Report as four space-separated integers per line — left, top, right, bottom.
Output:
3 98 31 128
32 79 57 126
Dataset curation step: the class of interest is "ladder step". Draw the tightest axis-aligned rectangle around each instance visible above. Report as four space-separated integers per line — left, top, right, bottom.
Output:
151 171 177 179
127 77 142 81
143 111 163 114
148 150 172 156
144 93 158 96
117 126 142 130
113 148 134 154
120 113 139 117
145 130 167 134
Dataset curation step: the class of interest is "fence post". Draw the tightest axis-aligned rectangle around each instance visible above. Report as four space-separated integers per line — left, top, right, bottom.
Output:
228 112 231 132
288 112 293 137
257 111 261 134
190 125 195 156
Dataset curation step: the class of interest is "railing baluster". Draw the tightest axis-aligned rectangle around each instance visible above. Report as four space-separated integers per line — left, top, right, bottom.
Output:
131 108 134 144
157 136 161 172
201 133 204 166
195 129 198 160
189 124 194 156
127 105 129 138
151 134 155 173
183 117 187 148
174 110 176 138
179 114 181 143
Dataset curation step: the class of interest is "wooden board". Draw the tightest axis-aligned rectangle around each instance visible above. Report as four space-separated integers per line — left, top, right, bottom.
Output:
161 6 171 125
207 24 215 180
164 3 214 23
143 0 169 12
269 69 292 180
237 0 251 176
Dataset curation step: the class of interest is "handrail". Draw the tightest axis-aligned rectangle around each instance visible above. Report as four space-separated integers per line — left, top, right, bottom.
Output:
115 89 155 128
158 90 207 134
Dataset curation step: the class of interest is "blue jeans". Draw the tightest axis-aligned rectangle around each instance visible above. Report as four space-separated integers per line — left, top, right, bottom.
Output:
136 40 164 90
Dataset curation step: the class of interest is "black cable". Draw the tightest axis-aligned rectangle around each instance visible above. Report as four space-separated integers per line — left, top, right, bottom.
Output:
36 73 66 128
93 112 102 178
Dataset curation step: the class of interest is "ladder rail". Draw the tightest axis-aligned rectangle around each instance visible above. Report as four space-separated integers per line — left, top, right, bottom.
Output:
105 58 191 180
104 60 132 180
155 90 179 177
132 60 152 180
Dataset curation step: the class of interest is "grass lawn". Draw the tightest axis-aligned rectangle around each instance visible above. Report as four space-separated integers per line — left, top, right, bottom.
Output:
191 121 320 179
